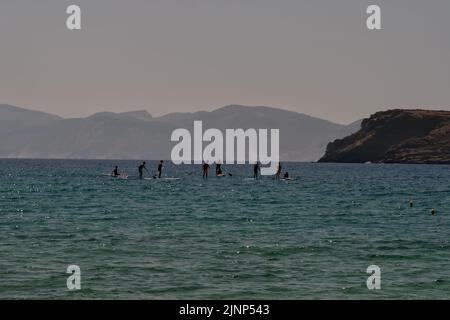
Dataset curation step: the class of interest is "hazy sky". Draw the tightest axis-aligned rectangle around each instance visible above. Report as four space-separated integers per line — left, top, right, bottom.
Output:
1 0 449 124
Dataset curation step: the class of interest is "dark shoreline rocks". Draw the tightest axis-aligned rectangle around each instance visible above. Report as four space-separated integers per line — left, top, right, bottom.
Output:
319 109 450 164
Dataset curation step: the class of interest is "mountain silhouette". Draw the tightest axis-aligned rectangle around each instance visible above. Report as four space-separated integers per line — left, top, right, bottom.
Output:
0 104 360 161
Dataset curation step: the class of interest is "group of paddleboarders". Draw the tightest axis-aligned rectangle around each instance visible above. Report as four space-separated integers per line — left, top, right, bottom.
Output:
202 161 224 179
111 160 164 179
111 161 292 180
254 161 287 180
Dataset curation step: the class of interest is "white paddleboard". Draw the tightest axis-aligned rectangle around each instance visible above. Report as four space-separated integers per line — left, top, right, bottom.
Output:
103 173 128 180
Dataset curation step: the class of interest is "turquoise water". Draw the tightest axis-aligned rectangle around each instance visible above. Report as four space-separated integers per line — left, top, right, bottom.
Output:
1 159 450 299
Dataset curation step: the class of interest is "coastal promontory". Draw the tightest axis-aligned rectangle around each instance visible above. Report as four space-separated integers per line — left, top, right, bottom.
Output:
319 109 450 164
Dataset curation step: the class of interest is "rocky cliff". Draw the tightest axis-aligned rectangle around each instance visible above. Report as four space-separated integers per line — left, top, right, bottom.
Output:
319 109 450 164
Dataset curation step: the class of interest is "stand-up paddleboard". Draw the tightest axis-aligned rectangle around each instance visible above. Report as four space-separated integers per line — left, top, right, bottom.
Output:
281 177 295 181
102 173 129 180
216 174 227 177
144 177 180 181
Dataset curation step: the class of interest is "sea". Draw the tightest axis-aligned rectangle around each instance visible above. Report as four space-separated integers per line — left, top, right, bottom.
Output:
1 159 450 299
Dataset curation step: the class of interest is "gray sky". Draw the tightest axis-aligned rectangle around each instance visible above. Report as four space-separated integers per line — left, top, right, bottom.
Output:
1 0 449 124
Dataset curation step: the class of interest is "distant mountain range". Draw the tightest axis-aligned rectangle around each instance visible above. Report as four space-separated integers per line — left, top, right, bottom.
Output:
319 109 450 164
0 104 360 161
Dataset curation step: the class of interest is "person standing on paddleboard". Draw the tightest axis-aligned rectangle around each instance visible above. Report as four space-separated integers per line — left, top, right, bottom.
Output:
215 161 223 176
202 162 210 179
157 160 164 179
111 166 120 177
276 162 282 180
138 161 148 179
253 162 261 179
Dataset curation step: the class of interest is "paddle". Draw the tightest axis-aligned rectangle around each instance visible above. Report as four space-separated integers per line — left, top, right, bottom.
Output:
221 166 233 177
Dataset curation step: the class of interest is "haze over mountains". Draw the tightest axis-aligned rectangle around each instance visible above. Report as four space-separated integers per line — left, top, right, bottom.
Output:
0 104 360 161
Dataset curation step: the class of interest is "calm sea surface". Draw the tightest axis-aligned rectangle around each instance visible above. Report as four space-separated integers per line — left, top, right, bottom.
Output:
1 159 450 299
